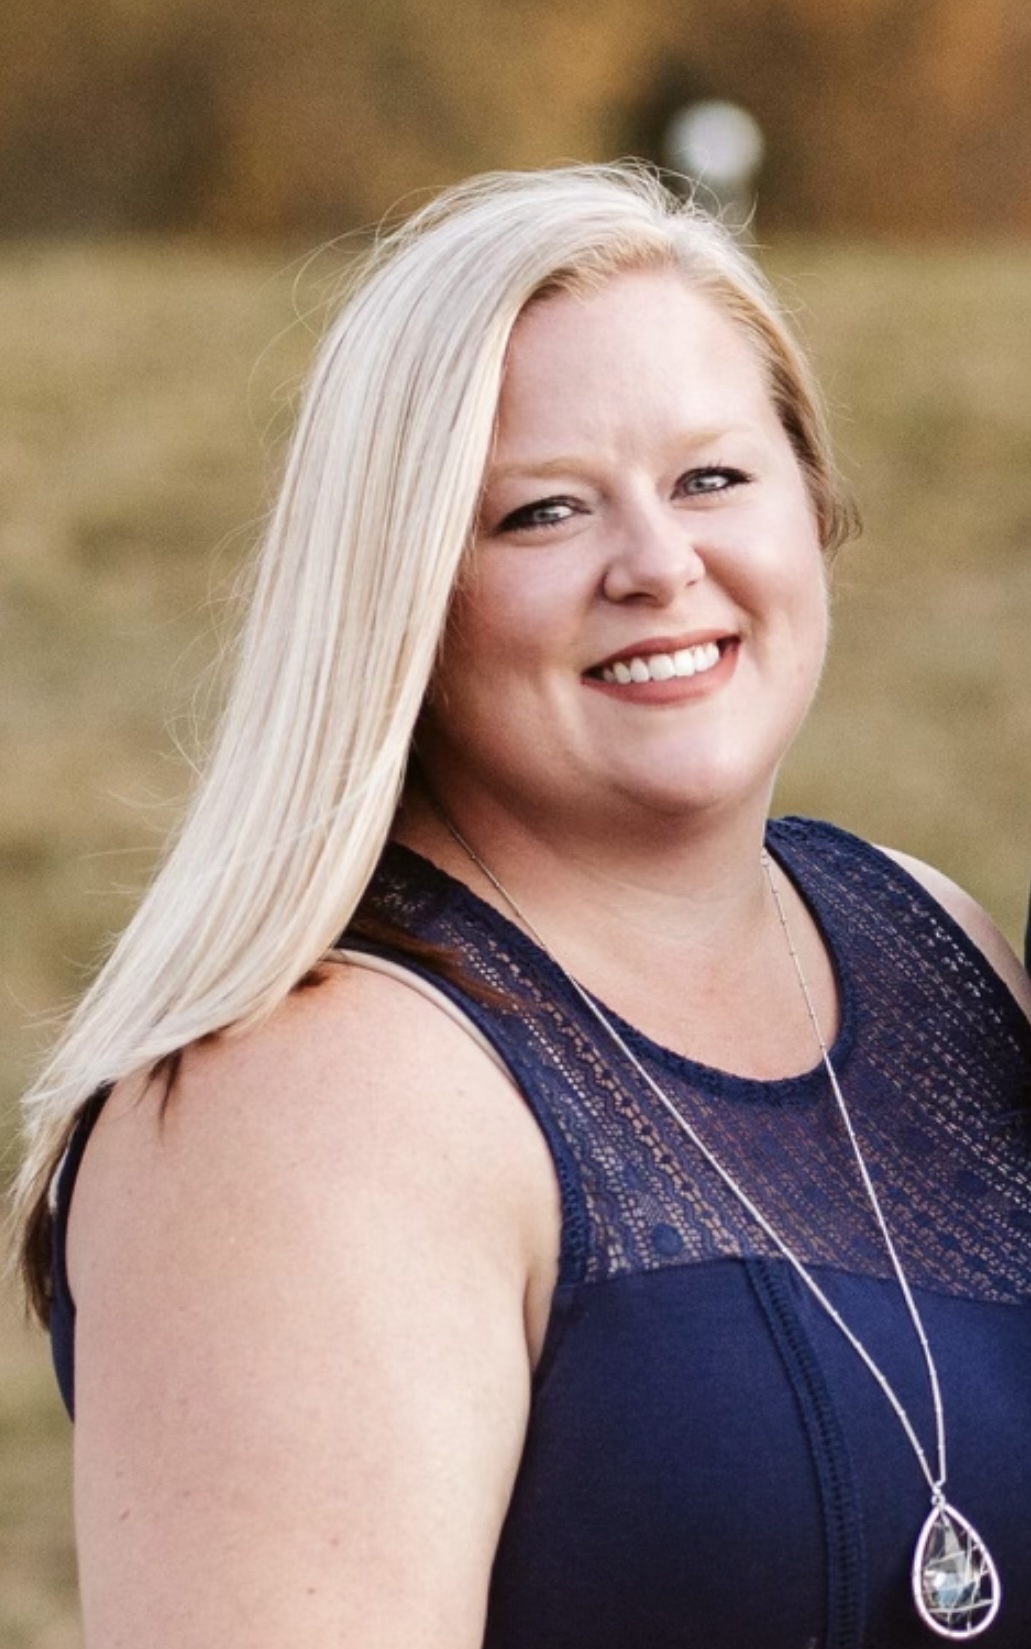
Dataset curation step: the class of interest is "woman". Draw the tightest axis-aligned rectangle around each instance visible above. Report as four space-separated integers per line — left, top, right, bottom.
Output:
14 165 1031 1647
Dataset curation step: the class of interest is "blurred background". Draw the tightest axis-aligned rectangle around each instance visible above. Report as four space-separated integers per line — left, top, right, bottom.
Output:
3 0 1031 1641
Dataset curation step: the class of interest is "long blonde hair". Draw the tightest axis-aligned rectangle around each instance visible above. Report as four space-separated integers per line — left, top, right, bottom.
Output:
13 162 857 1316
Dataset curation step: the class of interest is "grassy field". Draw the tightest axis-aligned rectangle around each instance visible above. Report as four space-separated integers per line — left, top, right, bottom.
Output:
1 234 1030 1643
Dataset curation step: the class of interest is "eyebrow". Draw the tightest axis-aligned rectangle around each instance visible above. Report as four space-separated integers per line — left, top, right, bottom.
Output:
487 428 757 485
488 457 589 484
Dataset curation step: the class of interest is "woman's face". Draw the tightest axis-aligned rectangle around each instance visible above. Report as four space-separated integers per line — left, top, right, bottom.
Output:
420 268 828 838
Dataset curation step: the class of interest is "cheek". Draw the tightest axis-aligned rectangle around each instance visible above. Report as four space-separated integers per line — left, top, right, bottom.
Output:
736 530 827 627
429 592 534 716
796 555 830 663
755 519 829 670
446 561 574 670
776 501 828 611
800 561 831 686
799 540 830 614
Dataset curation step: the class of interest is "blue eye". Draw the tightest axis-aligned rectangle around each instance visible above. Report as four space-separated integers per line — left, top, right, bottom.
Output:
679 466 751 496
497 498 579 532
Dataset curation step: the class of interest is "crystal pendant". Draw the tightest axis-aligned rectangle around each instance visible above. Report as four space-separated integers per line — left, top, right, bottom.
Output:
912 1501 1001 1639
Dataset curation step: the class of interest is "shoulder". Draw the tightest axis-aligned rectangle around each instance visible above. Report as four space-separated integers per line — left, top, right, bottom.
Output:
880 848 1031 1022
773 818 1031 1022
68 961 557 1323
64 965 558 1645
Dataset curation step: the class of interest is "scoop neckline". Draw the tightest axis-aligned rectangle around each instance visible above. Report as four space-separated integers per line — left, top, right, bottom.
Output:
381 818 855 1105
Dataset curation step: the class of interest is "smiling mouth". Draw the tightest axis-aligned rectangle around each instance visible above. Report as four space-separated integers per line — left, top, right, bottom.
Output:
589 639 729 685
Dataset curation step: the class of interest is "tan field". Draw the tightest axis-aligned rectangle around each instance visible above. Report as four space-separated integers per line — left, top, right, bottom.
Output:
1 235 1029 1644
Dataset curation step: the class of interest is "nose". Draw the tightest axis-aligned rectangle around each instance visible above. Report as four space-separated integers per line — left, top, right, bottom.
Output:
600 500 708 604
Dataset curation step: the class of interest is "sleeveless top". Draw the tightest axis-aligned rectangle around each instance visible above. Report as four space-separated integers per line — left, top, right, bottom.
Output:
50 818 1031 1648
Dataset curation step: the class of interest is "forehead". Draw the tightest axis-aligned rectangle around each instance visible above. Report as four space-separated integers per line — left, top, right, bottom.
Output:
496 270 773 442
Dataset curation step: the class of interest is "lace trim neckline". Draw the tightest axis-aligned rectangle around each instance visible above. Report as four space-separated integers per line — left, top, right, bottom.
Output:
379 820 857 1106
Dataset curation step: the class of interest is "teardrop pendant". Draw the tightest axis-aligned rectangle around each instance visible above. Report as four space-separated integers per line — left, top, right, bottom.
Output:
912 1500 1001 1638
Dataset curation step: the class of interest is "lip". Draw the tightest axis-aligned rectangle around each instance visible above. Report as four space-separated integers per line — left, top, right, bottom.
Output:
585 630 736 676
582 634 740 704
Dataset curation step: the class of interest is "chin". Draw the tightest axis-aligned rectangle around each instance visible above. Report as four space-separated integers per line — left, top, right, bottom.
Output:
609 768 771 824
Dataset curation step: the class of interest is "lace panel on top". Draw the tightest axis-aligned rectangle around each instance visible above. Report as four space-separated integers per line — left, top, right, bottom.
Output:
353 818 1031 1305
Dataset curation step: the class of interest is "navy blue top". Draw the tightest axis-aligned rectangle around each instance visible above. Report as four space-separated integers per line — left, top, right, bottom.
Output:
50 819 1031 1648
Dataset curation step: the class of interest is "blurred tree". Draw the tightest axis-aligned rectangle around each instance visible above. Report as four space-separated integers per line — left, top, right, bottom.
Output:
0 0 650 234
625 0 1031 234
1 0 1031 236
0 0 228 231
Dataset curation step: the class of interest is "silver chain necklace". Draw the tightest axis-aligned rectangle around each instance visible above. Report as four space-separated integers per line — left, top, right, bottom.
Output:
442 818 1002 1640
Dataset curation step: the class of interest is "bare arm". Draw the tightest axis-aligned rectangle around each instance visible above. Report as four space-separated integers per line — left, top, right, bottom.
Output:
882 847 1031 1021
68 966 559 1648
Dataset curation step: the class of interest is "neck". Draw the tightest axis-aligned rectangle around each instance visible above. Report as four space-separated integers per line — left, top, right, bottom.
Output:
396 775 839 1080
397 775 774 959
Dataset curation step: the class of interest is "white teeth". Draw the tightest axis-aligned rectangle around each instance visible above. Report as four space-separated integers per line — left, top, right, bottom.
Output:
599 642 723 685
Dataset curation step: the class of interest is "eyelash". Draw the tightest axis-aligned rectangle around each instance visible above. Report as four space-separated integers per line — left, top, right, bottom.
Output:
495 465 752 535
676 464 752 497
496 498 581 533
